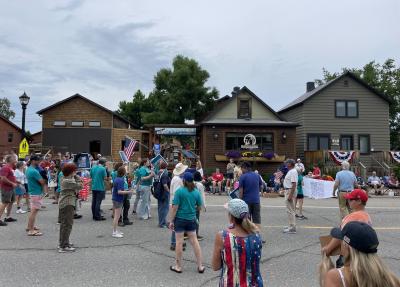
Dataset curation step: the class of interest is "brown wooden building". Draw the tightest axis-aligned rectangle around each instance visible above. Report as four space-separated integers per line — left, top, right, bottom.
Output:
37 94 148 161
0 115 22 158
197 86 298 175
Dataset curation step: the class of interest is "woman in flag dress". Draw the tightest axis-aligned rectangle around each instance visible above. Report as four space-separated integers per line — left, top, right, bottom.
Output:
212 199 263 287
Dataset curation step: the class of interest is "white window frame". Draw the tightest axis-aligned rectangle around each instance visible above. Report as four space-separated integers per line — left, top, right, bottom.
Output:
71 121 84 127
89 121 101 127
53 121 66 127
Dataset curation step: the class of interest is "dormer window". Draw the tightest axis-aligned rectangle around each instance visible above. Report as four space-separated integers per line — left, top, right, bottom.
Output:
238 99 251 119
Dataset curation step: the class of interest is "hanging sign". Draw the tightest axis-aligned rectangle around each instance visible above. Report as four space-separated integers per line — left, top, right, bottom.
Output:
241 134 258 149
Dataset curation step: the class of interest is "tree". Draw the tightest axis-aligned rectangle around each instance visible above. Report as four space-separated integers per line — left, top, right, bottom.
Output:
117 90 149 128
147 55 219 124
0 98 15 119
315 59 400 149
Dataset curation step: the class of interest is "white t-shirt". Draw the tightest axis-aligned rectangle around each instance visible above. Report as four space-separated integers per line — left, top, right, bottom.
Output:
283 168 298 189
170 175 183 203
195 181 206 209
295 162 305 173
14 169 25 185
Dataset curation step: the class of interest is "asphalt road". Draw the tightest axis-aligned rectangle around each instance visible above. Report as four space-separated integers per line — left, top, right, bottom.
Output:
0 194 399 287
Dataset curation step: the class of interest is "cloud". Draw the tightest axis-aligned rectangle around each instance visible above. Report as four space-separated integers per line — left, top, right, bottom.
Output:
52 0 85 11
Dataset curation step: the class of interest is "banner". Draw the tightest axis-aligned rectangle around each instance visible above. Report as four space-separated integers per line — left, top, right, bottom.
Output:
390 151 400 163
329 151 355 165
303 177 335 199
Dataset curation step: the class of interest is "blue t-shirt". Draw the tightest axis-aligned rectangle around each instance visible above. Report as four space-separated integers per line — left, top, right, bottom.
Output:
26 166 43 196
90 165 107 191
335 170 357 191
112 177 125 202
239 171 262 204
172 186 202 221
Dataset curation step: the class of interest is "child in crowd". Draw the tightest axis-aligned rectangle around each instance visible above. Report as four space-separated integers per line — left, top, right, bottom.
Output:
14 161 28 214
112 166 132 238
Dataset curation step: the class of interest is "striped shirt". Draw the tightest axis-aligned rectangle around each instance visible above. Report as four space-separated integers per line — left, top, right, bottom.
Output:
219 230 263 287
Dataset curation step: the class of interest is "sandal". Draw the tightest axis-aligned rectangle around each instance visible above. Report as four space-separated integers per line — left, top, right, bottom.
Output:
26 226 40 232
28 231 43 236
198 266 205 274
170 266 182 273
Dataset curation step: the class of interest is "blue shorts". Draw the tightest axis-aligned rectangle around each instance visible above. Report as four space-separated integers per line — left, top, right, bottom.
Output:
174 217 197 233
15 186 26 196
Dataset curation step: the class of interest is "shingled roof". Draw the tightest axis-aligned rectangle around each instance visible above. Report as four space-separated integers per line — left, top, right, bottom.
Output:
278 71 392 114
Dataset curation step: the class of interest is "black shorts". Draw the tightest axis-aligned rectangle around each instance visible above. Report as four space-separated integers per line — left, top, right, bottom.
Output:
248 203 261 224
296 193 304 199
226 173 234 180
174 217 197 233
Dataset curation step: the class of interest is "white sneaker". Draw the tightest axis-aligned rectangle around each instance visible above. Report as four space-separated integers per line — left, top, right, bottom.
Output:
16 209 21 214
16 209 27 214
112 232 123 238
117 231 124 235
283 227 297 234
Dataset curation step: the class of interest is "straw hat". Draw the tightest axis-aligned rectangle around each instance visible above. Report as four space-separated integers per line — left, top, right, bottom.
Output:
173 162 188 176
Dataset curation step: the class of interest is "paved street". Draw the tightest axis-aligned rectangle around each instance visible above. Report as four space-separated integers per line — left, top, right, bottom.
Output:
1 194 399 287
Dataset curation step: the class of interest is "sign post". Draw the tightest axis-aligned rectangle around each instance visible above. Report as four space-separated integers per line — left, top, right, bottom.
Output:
18 138 29 159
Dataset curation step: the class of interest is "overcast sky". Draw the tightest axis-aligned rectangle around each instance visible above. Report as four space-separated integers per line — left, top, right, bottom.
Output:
1 0 399 132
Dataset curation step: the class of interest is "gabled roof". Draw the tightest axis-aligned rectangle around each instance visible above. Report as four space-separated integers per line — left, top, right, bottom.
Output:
0 114 21 132
37 94 137 128
200 86 284 124
278 71 392 114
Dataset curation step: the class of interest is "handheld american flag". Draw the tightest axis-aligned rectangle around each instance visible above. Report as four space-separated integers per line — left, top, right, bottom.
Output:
123 136 137 160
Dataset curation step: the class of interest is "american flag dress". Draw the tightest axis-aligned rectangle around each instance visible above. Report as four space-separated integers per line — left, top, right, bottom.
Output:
219 230 263 287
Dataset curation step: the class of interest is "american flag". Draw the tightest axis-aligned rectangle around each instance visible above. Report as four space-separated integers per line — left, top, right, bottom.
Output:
123 136 137 160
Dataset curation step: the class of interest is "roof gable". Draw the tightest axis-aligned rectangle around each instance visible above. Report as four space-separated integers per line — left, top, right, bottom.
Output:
0 115 21 132
37 94 137 128
201 86 283 123
278 71 392 114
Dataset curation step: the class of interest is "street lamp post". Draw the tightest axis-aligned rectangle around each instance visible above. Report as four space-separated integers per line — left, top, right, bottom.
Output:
19 92 30 139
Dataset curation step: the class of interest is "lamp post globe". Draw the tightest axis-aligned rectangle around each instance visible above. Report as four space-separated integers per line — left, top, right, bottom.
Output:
19 92 30 138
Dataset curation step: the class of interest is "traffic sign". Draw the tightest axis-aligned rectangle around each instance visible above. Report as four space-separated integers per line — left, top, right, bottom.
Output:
18 138 29 159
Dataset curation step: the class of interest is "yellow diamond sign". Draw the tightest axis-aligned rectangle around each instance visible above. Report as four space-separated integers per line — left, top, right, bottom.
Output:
18 138 29 159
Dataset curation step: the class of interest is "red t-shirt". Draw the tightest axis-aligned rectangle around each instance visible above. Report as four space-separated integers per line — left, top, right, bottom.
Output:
0 164 16 192
212 172 224 182
312 167 321 178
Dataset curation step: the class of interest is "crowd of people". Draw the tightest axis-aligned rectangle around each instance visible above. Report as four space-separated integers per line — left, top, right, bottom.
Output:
1 152 399 286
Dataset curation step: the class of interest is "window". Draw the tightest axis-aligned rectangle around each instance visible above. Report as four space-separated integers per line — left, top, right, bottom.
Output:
225 133 273 151
238 99 251 119
359 135 370 154
7 132 13 143
53 121 66 127
307 134 330 151
88 121 101 127
340 135 354 150
71 121 84 127
335 100 358 117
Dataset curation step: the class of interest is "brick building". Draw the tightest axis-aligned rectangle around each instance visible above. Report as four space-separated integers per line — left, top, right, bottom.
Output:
37 94 148 161
0 115 22 157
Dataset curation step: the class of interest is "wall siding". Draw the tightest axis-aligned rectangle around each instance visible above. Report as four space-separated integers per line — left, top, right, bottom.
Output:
302 76 390 153
279 105 304 159
42 97 113 129
0 119 21 156
111 128 149 162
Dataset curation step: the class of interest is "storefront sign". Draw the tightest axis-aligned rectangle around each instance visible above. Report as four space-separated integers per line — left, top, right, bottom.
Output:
155 127 196 136
241 134 258 149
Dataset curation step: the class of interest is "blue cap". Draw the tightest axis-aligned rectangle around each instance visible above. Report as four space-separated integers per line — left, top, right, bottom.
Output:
183 172 194 182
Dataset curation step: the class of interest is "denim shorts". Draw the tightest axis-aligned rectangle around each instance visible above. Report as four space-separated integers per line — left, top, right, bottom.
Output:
174 217 197 233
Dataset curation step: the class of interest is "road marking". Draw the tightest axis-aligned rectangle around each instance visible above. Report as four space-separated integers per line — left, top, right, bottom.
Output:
264 225 400 230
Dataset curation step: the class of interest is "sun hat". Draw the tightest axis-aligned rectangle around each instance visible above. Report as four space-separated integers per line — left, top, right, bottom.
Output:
183 172 194 183
342 221 379 254
173 162 188 176
344 189 368 203
224 198 249 219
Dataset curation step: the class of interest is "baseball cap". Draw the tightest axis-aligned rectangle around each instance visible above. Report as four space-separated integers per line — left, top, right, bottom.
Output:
342 221 379 254
344 189 368 202
224 199 249 219
30 155 41 161
183 172 194 183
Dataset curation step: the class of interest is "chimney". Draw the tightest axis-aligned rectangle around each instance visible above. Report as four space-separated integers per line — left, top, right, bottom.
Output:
232 86 240 96
306 82 315 92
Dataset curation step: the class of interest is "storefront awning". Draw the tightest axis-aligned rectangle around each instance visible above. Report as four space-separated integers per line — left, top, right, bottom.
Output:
155 127 197 136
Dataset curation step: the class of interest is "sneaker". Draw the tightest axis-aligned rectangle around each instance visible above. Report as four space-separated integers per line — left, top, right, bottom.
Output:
112 232 123 238
73 214 82 219
283 227 296 234
4 217 17 222
58 246 76 253
117 230 124 235
197 235 204 241
16 209 27 214
118 221 125 227
299 215 308 220
123 221 133 225
295 214 300 218
0 220 7 226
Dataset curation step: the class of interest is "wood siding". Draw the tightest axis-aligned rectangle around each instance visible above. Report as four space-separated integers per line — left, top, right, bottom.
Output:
279 75 390 166
200 125 296 176
111 128 149 162
42 97 113 129
0 118 21 156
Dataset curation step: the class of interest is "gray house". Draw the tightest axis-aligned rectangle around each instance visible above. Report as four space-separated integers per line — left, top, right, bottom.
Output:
278 72 392 172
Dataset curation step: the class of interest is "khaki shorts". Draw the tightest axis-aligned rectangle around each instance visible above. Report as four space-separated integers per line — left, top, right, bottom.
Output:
1 189 15 204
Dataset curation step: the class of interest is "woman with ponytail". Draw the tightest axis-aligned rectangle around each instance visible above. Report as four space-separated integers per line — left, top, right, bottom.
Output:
212 198 263 287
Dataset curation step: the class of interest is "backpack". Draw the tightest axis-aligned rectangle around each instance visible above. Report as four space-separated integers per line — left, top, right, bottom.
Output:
152 170 165 200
